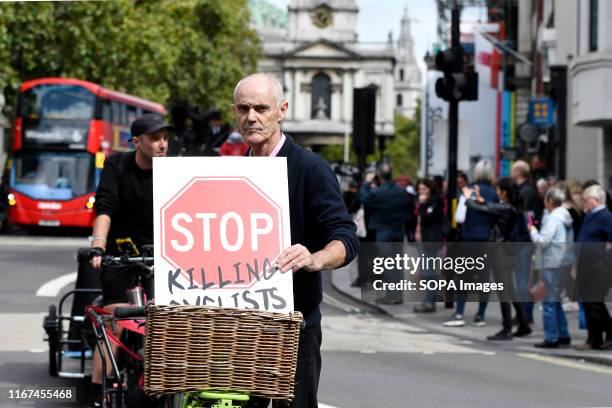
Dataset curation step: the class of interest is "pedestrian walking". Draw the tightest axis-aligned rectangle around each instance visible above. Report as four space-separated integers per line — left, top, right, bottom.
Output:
529 187 575 348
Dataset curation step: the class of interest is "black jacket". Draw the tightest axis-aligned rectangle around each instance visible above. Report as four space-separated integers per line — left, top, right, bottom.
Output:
462 181 498 241
576 209 612 298
418 196 445 243
465 199 518 243
516 180 543 242
95 152 154 255
276 136 359 327
359 181 411 242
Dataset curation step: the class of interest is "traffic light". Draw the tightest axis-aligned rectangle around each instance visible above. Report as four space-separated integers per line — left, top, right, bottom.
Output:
353 86 376 156
434 45 478 102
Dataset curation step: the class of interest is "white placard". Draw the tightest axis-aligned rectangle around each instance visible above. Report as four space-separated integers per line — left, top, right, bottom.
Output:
153 157 293 314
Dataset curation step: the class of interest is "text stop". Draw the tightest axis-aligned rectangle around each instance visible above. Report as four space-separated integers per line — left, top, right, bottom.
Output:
170 212 274 252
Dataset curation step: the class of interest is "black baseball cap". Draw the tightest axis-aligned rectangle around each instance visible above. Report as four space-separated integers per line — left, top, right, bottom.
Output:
130 114 174 138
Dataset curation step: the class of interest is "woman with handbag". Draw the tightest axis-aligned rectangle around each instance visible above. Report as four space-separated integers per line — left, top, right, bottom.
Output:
528 187 575 348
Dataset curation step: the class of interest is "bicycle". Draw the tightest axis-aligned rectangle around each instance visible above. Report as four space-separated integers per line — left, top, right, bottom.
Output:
85 245 157 408
88 292 254 407
84 241 302 408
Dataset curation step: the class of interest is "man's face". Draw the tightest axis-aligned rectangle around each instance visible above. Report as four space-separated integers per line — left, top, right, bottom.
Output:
510 166 518 181
537 182 547 198
134 129 168 161
582 193 598 212
232 79 288 146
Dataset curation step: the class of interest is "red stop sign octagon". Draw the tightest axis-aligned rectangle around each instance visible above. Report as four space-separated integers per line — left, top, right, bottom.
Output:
160 177 284 289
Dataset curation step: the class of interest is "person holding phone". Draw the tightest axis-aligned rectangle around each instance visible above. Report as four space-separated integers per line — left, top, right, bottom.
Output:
462 178 532 340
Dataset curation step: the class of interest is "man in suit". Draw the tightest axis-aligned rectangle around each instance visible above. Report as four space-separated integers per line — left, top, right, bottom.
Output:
359 161 412 304
575 184 612 350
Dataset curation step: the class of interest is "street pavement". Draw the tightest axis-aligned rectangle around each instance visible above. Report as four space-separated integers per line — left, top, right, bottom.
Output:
1 236 612 407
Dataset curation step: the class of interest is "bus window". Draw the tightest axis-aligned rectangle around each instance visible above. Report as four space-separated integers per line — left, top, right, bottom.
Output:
101 100 112 122
20 84 95 120
127 105 138 124
12 151 94 200
111 101 127 126
18 84 94 146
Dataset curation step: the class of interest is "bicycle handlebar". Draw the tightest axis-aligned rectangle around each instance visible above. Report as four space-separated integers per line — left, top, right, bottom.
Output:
114 306 146 319
102 255 154 267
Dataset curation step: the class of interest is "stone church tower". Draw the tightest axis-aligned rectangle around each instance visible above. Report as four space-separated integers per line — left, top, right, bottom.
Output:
394 7 421 118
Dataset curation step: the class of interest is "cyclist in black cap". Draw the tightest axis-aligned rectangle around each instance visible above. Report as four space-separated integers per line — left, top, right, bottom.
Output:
88 113 172 407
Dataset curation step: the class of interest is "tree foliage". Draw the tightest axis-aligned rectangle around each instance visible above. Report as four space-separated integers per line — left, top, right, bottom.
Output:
385 103 421 178
0 0 260 117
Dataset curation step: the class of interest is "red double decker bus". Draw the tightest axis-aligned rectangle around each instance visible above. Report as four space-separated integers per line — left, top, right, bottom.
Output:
5 78 166 229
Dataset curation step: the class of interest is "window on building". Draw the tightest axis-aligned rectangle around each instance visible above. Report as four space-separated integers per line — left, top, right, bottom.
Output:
397 94 403 107
311 73 331 119
399 69 404 82
589 0 598 52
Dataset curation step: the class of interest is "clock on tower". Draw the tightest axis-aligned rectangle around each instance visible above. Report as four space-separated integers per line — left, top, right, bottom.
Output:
311 4 333 28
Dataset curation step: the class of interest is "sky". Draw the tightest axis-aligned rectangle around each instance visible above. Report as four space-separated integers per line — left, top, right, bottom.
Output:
265 0 486 76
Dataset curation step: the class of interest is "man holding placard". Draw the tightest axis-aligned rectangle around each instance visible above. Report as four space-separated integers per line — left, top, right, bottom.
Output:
232 73 359 408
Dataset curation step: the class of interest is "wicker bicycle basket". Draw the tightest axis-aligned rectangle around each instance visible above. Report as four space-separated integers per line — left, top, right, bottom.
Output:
143 305 303 399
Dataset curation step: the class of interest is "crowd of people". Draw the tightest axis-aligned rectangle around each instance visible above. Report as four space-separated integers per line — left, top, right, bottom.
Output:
347 159 612 350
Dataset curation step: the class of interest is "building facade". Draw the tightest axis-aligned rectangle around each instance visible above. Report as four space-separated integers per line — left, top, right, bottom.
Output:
524 0 611 189
432 0 612 190
567 0 612 189
250 0 421 149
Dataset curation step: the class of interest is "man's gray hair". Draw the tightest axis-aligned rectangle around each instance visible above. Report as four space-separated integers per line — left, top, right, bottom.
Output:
545 187 565 207
473 159 495 184
233 73 285 107
536 178 548 189
584 184 606 204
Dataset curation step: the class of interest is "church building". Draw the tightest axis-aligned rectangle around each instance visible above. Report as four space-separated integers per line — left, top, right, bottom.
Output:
250 0 421 149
